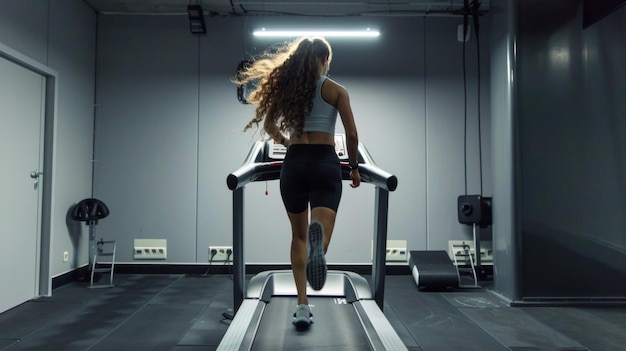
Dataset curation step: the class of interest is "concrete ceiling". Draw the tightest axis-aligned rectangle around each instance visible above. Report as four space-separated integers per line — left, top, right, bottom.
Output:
82 0 489 16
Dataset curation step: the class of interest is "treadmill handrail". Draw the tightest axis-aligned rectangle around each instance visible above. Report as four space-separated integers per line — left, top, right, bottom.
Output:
226 162 280 190
356 163 397 192
226 141 264 190
227 141 398 191
355 143 397 191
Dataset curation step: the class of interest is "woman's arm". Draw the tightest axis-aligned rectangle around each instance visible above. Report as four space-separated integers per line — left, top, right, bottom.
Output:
263 116 289 146
323 79 360 188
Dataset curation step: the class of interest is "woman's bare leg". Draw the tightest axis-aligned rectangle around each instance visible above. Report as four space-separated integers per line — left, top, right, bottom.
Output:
287 209 309 305
288 206 337 303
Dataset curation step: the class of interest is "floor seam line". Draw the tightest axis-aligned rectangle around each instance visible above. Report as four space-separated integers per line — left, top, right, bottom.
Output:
86 275 185 350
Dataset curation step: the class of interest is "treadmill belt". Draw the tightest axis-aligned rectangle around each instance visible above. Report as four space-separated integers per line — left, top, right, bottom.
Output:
252 297 372 350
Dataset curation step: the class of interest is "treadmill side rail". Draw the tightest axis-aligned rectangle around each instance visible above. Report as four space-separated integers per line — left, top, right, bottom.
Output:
216 300 264 351
355 300 409 351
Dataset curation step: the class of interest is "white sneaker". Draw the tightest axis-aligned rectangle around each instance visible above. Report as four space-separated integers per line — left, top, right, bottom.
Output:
292 304 313 329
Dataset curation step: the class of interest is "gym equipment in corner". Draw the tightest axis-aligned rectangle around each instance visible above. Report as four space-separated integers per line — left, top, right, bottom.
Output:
71 198 116 288
409 194 492 291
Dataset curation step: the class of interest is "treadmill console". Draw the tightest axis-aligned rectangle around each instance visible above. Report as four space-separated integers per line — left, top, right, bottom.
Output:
267 134 349 160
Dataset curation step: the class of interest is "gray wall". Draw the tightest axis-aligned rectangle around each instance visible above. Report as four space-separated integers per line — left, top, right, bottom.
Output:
93 14 492 264
516 1 626 299
490 0 626 301
0 0 96 283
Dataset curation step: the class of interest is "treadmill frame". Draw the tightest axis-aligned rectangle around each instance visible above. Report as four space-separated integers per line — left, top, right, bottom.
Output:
221 140 404 350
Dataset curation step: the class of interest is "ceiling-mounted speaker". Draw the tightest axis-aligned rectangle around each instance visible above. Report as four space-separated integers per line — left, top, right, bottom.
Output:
187 5 206 34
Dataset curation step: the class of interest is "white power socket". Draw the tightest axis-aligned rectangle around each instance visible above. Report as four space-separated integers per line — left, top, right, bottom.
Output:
371 240 408 262
209 246 233 262
133 239 167 260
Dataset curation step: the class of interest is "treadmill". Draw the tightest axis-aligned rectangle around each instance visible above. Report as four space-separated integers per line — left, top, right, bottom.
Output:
218 135 405 350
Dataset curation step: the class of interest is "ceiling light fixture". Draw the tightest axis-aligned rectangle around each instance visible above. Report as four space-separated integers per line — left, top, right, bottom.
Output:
252 28 380 38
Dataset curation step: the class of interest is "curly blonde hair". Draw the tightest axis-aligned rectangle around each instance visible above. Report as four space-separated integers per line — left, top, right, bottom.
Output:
234 37 332 141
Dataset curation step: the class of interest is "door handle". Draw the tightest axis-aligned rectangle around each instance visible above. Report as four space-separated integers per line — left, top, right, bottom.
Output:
30 170 44 179
30 170 44 185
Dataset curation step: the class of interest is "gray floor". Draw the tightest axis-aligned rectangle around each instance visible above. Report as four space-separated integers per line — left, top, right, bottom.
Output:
1 273 624 350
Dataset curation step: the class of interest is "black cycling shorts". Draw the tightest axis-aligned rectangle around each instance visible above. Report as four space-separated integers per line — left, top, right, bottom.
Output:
280 144 342 213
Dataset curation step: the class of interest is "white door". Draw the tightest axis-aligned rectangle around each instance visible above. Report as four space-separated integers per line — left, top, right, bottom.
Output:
0 55 45 313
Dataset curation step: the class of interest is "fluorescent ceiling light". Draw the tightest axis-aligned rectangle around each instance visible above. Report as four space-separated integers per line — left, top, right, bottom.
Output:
252 28 380 38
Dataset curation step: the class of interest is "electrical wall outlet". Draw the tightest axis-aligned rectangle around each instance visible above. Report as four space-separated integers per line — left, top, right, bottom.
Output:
371 240 408 262
133 239 167 260
209 246 233 263
448 240 493 265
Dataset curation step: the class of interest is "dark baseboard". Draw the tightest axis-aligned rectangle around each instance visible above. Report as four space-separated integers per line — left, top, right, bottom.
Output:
52 265 89 290
52 263 410 289
113 263 410 276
